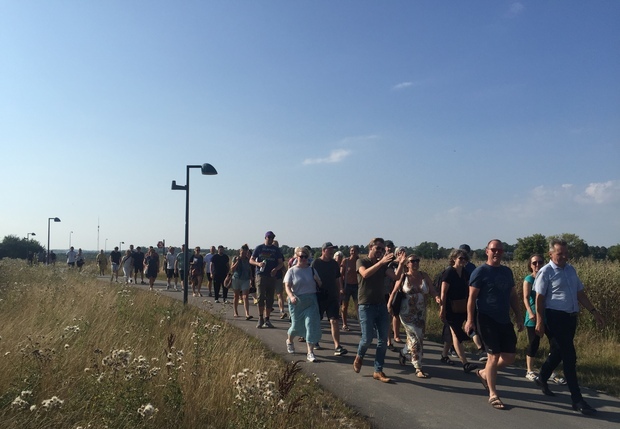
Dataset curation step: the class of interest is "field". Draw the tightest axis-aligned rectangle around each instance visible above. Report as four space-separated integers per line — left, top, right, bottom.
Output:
0 260 370 429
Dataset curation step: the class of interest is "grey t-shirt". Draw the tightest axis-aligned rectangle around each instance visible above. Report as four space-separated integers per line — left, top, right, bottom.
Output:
469 264 515 324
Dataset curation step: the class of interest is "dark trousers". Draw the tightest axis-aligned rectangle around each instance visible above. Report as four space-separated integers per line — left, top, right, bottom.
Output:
540 309 582 403
213 276 228 300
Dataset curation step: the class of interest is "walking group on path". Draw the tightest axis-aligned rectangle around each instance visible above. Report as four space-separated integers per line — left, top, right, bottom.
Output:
95 231 606 417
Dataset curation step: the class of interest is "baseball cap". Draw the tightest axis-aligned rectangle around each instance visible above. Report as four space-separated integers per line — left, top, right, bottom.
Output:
322 242 337 250
459 244 472 253
265 231 275 238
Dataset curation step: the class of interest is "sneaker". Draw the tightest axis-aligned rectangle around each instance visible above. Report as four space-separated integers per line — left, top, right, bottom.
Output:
214 300 220 303
256 320 264 329
314 343 322 350
307 352 316 362
334 346 348 356
448 346 458 358
550 373 567 385
525 371 539 382
478 350 488 362
280 312 288 319
166 285 171 290
286 340 295 354
263 319 274 328
223 300 228 304
372 371 391 383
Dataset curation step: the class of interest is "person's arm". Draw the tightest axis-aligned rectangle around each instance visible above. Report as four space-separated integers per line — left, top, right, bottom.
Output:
385 252 407 281
464 286 480 334
424 272 440 303
577 290 605 328
271 257 283 277
535 293 546 337
523 279 535 322
510 287 523 331
312 268 323 287
439 281 450 321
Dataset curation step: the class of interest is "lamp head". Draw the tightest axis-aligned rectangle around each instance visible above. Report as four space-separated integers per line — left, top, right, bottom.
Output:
201 163 218 175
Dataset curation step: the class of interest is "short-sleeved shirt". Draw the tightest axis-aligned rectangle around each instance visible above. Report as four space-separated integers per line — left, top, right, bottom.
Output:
175 252 185 271
469 264 515 324
133 251 145 268
190 254 204 274
204 253 214 273
523 274 537 327
441 266 470 302
311 258 341 300
165 253 176 269
211 253 230 278
356 257 389 305
109 250 121 264
533 261 584 313
252 244 283 277
283 265 318 296
232 256 252 281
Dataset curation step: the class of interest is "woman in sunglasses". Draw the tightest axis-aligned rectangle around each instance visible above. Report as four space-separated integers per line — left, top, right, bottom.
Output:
388 254 440 378
283 246 323 362
523 254 566 384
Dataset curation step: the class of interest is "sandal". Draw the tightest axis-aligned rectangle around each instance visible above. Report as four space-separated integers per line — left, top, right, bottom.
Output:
415 369 429 378
463 362 478 374
489 395 505 410
343 325 351 331
393 338 404 344
477 369 489 391
440 355 454 366
245 315 253 320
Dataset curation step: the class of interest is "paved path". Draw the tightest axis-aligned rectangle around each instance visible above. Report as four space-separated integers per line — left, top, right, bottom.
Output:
108 278 620 428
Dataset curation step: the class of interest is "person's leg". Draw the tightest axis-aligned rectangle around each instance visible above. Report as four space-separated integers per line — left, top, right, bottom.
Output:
233 287 240 316
256 276 266 325
525 326 540 374
393 314 402 342
356 305 373 358
374 304 390 372
410 322 425 370
264 279 275 320
242 289 250 318
213 279 221 301
341 297 349 329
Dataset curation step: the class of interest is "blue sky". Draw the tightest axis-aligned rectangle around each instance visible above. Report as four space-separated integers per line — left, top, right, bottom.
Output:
1 1 619 252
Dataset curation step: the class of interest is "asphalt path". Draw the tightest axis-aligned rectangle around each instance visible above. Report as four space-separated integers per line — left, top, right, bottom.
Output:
108 278 620 428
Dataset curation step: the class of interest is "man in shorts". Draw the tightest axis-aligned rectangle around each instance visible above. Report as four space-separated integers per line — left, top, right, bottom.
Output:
109 246 121 282
165 246 179 291
66 246 77 268
341 245 359 331
465 239 523 410
175 244 186 289
250 231 283 329
312 242 348 356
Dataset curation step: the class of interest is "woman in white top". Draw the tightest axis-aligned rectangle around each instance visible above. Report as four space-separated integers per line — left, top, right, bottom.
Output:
121 250 134 284
284 246 323 362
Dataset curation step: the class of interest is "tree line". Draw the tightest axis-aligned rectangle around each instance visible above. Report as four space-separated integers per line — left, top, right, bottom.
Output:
2 233 619 262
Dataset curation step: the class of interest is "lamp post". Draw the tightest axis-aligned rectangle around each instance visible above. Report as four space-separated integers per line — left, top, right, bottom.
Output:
120 241 124 252
69 231 73 248
47 217 61 265
26 232 36 241
172 163 218 304
105 238 108 253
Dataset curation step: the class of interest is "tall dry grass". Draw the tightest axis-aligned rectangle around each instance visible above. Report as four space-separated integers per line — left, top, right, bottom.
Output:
0 259 369 429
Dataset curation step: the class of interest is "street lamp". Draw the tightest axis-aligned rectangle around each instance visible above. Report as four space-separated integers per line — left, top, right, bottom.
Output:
69 231 73 248
105 238 108 253
47 217 61 265
172 163 218 304
26 232 36 241
120 241 124 251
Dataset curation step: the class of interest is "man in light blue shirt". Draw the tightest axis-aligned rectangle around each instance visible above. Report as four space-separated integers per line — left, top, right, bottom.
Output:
533 238 605 416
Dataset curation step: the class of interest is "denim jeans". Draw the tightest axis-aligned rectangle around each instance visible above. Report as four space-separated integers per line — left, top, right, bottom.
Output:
357 303 389 372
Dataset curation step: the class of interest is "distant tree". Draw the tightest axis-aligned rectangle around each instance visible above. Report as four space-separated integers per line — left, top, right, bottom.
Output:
548 233 589 259
514 234 548 261
588 246 608 260
415 241 439 259
0 235 44 260
608 244 620 262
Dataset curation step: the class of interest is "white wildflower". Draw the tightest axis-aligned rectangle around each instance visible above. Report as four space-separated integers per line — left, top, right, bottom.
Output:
11 396 29 409
41 396 64 410
137 403 158 418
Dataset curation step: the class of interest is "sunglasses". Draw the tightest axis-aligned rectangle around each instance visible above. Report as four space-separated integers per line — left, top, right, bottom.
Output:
457 257 468 261
488 248 504 253
408 259 420 263
531 260 544 266
374 247 385 252
298 255 309 259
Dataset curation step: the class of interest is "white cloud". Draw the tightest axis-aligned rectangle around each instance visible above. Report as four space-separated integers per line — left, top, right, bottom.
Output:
578 180 620 204
392 82 413 90
302 149 352 165
508 2 524 17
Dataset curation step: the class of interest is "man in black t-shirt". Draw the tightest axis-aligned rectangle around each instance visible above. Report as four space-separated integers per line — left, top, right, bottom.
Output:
109 247 121 283
210 245 230 303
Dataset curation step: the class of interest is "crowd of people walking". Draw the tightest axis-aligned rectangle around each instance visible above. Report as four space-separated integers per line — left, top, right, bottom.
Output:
89 232 604 416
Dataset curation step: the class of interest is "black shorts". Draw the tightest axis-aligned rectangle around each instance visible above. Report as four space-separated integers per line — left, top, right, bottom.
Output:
206 273 213 281
166 268 177 279
319 297 340 320
343 283 358 303
476 312 517 355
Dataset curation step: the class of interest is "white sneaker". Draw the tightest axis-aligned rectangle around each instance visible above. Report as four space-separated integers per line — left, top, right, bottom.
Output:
306 352 316 362
525 371 539 381
286 340 295 354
